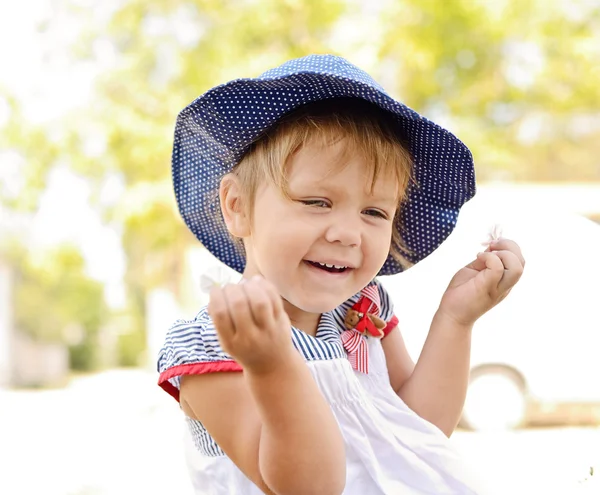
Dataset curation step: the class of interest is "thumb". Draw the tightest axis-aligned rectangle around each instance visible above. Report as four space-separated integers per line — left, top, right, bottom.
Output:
474 251 505 285
465 252 488 272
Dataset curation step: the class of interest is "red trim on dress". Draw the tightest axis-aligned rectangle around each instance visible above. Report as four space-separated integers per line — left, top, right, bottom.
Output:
158 360 243 402
382 314 399 339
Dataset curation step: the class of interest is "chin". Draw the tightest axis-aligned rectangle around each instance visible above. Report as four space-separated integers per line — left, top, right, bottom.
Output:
287 292 353 314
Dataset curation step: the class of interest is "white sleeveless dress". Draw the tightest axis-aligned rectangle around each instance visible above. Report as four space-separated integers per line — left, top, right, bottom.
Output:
157 280 485 494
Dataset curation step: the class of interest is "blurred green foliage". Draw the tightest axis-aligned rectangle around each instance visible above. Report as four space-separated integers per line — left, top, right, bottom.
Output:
1 0 599 368
4 243 107 370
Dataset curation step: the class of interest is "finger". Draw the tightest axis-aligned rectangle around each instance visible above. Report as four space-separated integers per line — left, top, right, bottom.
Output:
466 252 505 293
465 251 503 273
208 287 236 337
479 252 507 294
490 249 525 292
241 278 274 328
222 284 254 334
254 276 285 316
465 255 486 271
490 238 525 266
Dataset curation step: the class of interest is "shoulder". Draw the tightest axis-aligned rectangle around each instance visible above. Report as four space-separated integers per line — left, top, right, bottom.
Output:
158 307 219 368
371 278 398 335
161 307 212 345
370 278 395 318
157 306 241 401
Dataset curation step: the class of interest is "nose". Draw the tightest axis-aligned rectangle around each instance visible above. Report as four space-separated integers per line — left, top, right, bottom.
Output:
324 211 362 247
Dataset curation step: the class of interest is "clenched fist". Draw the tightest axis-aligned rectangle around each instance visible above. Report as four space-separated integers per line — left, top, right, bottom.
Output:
207 276 296 375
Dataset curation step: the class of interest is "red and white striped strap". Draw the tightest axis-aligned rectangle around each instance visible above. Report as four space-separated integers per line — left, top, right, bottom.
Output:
360 284 381 316
341 329 368 374
341 283 387 373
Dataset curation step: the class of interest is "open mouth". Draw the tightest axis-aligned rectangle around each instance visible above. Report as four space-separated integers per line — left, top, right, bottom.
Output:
305 260 350 273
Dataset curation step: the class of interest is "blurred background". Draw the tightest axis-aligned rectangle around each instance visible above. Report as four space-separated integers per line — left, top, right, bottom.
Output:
1 0 599 493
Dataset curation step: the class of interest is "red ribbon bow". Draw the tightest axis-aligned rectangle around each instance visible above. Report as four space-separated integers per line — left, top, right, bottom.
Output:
353 297 383 338
341 284 382 374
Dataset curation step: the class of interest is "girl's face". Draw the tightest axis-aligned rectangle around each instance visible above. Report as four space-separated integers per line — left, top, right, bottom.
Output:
242 138 399 323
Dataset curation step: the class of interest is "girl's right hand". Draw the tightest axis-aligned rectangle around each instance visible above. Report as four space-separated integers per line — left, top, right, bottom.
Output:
208 275 296 375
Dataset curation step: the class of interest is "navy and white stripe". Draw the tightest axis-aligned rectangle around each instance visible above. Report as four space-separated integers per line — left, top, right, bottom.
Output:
157 279 395 457
373 279 395 322
186 416 225 457
157 309 236 391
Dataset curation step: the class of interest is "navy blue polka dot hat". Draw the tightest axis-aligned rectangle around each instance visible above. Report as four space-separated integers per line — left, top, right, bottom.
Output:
172 54 475 275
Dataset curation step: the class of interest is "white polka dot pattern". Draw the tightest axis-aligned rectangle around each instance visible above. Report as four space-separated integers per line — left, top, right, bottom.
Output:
172 54 475 275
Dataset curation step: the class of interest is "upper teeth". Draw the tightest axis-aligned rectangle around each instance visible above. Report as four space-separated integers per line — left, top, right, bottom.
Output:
317 262 346 269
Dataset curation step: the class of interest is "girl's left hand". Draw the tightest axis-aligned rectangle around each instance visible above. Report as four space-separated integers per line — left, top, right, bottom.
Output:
438 238 525 327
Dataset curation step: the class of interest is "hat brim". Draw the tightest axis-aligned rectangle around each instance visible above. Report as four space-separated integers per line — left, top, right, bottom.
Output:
173 65 475 276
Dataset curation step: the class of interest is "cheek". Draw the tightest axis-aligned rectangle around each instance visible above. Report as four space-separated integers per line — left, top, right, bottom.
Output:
250 200 307 253
250 194 284 232
254 200 313 238
365 226 393 260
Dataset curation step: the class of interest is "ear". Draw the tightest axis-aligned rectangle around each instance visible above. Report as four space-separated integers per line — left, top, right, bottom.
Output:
219 173 251 238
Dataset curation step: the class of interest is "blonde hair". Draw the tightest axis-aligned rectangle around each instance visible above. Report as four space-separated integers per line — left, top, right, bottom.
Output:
229 97 414 268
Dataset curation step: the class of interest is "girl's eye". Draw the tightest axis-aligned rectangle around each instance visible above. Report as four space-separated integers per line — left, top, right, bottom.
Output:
363 209 388 219
300 199 330 208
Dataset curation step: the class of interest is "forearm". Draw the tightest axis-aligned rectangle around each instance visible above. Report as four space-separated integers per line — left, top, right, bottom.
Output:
245 352 346 495
398 310 473 436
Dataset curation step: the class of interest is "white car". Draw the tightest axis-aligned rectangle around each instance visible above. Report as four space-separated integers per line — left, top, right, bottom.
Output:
381 191 600 431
